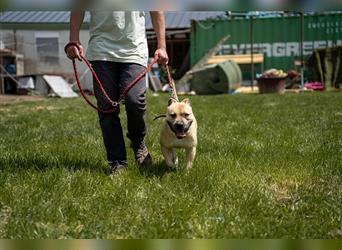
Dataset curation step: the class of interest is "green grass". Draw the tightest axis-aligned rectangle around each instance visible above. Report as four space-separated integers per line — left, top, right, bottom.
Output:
0 92 342 239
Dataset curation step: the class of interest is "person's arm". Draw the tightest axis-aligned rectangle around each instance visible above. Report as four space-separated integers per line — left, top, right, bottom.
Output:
150 11 168 65
66 11 85 60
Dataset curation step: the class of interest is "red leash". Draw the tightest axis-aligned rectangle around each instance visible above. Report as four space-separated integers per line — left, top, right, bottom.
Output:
65 42 158 113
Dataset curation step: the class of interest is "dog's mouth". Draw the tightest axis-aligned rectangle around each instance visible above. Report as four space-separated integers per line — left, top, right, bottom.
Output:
175 131 187 139
168 120 193 140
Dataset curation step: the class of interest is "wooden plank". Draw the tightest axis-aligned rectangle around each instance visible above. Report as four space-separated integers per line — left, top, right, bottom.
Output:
207 54 264 65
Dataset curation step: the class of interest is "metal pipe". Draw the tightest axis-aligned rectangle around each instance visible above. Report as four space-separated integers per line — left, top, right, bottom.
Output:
250 15 254 90
300 11 304 88
13 29 17 51
0 49 3 94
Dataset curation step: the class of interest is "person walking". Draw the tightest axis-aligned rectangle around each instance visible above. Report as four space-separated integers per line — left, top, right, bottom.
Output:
65 11 168 175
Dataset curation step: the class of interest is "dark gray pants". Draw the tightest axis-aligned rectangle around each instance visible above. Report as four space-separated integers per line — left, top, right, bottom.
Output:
91 61 147 165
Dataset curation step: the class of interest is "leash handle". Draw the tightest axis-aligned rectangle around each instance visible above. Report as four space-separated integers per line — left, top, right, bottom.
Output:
65 42 159 114
80 54 118 108
72 59 117 114
64 42 82 54
119 57 158 101
65 42 117 109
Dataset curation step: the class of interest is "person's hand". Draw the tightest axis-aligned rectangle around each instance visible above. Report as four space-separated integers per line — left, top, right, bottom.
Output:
154 48 169 65
66 42 84 61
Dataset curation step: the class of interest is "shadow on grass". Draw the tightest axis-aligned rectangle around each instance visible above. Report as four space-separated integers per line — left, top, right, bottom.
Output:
0 154 107 175
1 150 182 178
0 153 177 178
138 160 176 178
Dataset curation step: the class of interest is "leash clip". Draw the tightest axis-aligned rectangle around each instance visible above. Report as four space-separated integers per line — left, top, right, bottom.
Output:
111 101 119 107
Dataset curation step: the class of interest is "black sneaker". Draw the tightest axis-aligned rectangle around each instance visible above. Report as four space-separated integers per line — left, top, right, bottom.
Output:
109 162 127 177
131 141 152 166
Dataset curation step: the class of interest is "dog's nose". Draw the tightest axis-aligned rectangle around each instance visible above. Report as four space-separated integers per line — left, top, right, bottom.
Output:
175 122 184 130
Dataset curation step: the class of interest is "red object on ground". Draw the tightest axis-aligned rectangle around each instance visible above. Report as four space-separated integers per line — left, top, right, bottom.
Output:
304 82 325 91
287 70 299 79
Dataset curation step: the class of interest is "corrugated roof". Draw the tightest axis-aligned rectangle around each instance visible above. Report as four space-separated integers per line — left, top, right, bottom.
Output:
0 11 77 23
0 11 226 29
146 11 226 29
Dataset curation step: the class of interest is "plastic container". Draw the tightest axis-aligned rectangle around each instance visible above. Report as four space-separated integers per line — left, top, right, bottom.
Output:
257 77 286 94
190 60 242 95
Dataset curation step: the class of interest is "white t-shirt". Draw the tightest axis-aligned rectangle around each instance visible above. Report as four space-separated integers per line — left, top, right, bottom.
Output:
86 11 149 67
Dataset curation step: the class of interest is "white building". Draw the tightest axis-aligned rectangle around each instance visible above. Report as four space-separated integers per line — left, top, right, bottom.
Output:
0 11 225 93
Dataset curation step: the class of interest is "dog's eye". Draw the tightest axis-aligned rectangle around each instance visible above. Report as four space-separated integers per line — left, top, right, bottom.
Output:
170 113 176 118
184 113 190 118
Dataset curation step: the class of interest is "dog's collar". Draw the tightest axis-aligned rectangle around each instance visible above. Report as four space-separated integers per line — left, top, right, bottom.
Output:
186 120 193 133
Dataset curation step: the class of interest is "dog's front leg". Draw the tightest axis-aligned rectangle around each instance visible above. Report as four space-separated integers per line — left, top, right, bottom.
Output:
161 146 176 168
172 149 178 169
185 147 196 172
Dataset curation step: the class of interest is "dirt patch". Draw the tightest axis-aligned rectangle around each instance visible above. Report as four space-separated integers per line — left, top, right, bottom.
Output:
0 95 45 104
270 180 300 204
32 106 59 111
0 108 10 112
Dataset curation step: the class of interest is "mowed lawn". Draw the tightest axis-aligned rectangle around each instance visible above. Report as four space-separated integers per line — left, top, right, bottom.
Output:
0 92 341 239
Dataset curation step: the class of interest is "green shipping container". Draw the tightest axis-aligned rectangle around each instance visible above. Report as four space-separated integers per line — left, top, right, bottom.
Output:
191 13 342 74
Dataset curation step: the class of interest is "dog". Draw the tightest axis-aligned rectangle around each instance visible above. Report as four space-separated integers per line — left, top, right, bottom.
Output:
160 98 197 172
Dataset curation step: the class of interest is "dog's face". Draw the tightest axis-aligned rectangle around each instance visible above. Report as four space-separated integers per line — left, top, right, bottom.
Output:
166 98 194 139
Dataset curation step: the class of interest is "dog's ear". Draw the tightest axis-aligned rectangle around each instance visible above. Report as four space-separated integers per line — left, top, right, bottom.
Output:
168 98 177 106
182 98 190 105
